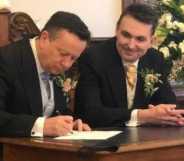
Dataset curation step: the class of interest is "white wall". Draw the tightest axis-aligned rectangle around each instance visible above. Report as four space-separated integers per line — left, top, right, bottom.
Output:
10 0 122 37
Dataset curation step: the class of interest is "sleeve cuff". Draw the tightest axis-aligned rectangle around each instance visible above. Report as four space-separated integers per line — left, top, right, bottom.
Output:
125 109 141 127
31 117 45 137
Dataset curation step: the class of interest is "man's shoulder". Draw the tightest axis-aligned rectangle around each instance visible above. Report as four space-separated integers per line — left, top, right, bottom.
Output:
79 37 120 71
139 48 167 74
142 48 164 63
0 38 32 72
0 38 30 59
87 37 115 54
82 37 117 62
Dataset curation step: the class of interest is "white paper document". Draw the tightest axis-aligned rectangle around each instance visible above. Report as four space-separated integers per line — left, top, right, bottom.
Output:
54 131 122 140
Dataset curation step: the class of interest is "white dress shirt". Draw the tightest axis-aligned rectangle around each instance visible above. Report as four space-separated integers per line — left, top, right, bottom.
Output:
122 60 141 127
30 37 55 137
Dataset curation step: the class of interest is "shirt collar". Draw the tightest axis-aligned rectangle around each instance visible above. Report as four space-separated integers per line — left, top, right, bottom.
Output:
122 59 139 69
30 37 45 75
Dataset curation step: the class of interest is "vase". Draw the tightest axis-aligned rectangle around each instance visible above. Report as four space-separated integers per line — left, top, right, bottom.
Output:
170 80 184 89
170 80 184 107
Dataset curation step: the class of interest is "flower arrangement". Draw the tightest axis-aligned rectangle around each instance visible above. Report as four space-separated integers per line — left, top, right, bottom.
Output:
54 74 77 103
140 69 163 97
154 0 184 81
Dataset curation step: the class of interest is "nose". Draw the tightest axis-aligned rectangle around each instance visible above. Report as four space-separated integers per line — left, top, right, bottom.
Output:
128 38 136 49
61 58 74 70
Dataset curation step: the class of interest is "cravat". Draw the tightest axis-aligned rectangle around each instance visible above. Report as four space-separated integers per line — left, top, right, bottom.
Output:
40 72 54 116
41 72 51 99
126 64 137 90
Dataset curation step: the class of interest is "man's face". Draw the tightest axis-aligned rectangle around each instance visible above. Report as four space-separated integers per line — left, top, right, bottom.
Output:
116 15 153 62
38 29 87 75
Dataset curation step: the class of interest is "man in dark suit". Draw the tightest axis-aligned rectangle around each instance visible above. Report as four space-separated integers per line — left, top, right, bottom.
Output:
0 11 91 137
75 4 184 128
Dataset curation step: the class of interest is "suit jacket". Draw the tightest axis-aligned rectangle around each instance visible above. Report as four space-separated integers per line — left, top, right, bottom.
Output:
0 39 69 137
75 38 176 128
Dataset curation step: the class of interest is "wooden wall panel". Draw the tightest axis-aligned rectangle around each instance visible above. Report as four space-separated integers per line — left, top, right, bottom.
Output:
0 9 10 47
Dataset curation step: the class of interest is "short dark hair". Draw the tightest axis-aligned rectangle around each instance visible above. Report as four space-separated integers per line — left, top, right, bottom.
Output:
41 11 91 43
117 3 159 35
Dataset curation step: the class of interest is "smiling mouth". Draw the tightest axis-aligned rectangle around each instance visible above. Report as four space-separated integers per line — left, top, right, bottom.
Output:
125 51 137 56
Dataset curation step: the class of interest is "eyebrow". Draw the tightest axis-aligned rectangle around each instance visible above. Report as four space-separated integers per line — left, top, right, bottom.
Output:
57 48 69 54
121 30 147 40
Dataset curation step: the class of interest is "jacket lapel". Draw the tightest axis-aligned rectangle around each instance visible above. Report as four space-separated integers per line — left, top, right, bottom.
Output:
53 82 68 114
133 57 151 108
21 40 43 116
107 59 128 109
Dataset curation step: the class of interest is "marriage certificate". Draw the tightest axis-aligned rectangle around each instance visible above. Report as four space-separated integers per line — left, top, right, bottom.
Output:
54 131 122 140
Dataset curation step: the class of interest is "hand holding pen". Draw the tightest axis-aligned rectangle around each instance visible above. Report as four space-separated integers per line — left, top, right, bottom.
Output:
56 110 91 131
43 110 91 137
43 113 74 137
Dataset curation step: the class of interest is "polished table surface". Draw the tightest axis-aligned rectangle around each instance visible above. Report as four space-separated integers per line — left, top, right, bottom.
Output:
1 126 184 161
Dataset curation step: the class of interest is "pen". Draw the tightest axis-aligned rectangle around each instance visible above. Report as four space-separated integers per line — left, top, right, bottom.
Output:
55 110 61 115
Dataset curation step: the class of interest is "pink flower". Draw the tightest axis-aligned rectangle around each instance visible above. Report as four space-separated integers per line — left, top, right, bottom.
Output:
63 78 72 92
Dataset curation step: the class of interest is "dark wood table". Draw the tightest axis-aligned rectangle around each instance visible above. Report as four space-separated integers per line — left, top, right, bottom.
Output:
1 126 184 161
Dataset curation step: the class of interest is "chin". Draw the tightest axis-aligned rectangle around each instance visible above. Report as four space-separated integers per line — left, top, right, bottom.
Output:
49 70 59 75
56 70 65 75
123 56 137 62
51 67 64 75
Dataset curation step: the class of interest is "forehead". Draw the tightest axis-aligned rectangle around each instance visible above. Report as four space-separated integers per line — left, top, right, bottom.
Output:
117 15 152 37
50 30 87 55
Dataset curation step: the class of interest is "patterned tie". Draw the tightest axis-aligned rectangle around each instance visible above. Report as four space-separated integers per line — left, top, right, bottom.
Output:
126 64 137 90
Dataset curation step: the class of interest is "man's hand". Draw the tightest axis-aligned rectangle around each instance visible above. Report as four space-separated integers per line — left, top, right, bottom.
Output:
73 119 91 131
43 116 91 137
43 115 73 137
138 104 184 126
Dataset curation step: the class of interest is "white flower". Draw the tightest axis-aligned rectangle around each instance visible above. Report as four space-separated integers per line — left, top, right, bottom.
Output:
159 13 172 26
173 21 184 32
158 13 175 30
162 0 172 5
0 0 11 10
62 78 77 92
54 74 78 103
145 74 157 83
167 22 174 29
169 30 174 34
179 41 184 54
168 41 177 49
180 5 184 14
140 69 162 97
172 21 180 30
63 78 72 93
156 0 184 81
159 47 170 58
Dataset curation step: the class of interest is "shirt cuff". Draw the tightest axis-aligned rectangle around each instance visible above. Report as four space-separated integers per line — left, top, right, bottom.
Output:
31 117 45 137
125 109 140 127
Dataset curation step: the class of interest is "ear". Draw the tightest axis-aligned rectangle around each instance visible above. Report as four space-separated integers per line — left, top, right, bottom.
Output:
150 35 155 47
40 31 49 41
115 26 119 37
38 31 50 49
39 31 50 45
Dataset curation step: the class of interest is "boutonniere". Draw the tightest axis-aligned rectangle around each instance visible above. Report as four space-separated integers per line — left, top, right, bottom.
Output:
54 74 77 103
140 68 163 97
